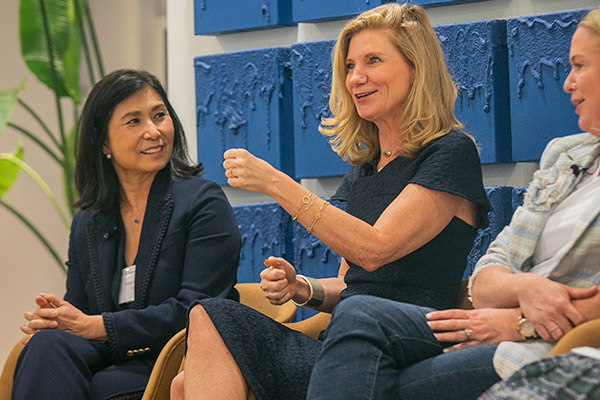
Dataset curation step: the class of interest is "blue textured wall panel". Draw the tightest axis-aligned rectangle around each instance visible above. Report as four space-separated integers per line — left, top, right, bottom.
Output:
293 0 488 23
195 47 294 185
233 203 293 283
437 20 511 163
194 0 294 35
292 0 388 23
508 10 588 162
291 40 350 179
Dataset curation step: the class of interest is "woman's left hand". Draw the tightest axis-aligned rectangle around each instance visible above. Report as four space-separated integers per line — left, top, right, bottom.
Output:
21 294 106 340
426 308 522 352
222 148 282 194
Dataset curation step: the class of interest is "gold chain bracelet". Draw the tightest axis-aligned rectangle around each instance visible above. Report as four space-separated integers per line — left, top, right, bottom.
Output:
292 191 314 221
307 200 330 234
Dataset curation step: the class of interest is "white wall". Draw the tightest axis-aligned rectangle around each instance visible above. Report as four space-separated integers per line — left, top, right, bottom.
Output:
0 0 166 368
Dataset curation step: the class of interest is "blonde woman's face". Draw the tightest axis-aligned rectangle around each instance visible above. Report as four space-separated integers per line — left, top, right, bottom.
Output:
564 27 600 136
344 29 415 128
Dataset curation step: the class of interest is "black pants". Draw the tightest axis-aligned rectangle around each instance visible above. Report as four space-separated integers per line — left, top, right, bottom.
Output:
12 329 151 400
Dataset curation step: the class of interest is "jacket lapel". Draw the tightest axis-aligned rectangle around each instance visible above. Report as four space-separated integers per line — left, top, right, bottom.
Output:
86 208 120 313
133 168 174 309
558 139 600 255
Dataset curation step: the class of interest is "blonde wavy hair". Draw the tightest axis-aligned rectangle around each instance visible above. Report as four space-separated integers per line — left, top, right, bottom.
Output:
319 3 463 164
579 8 600 43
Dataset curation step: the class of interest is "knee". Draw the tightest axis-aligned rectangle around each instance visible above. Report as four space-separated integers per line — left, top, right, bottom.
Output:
25 329 73 355
170 371 185 400
188 304 211 331
331 295 383 324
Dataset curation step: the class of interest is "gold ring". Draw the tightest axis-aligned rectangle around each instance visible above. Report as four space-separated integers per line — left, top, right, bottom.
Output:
464 328 472 341
548 325 560 334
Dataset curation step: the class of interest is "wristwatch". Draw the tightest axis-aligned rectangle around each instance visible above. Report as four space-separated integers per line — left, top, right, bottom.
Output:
517 315 538 340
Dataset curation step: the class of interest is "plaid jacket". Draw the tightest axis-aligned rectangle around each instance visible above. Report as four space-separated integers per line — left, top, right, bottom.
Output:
469 133 600 379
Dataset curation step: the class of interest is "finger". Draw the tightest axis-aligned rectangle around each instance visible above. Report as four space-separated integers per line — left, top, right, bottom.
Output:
20 325 37 335
35 308 59 319
260 268 286 283
427 319 467 332
21 334 34 346
568 286 598 300
433 332 466 343
26 319 58 330
443 341 479 353
40 294 62 308
545 324 564 341
263 257 287 269
223 148 248 160
35 295 52 308
426 309 469 320
563 304 588 327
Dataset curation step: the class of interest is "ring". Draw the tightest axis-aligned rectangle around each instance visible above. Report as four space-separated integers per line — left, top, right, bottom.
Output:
464 328 472 341
548 325 560 334
228 168 234 178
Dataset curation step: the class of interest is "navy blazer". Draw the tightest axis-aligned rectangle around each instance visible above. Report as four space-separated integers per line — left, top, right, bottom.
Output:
64 168 240 364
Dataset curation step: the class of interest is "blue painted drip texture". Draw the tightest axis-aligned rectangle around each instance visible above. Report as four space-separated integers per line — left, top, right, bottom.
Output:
194 47 293 184
437 21 498 113
291 40 349 178
464 186 525 278
233 202 292 283
508 9 589 162
194 0 294 36
436 19 511 163
507 10 588 98
292 0 486 23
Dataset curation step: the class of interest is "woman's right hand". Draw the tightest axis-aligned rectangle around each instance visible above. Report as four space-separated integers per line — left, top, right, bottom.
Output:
515 273 597 341
223 149 282 194
260 257 307 305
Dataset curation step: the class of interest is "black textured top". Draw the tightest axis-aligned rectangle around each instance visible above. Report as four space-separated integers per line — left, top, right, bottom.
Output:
332 131 491 310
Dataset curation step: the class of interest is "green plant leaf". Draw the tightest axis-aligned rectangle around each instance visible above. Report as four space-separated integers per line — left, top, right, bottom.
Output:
19 0 81 103
63 126 78 214
0 81 26 135
0 143 25 198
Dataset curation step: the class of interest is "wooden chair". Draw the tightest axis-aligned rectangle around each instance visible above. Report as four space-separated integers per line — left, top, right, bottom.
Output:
0 283 296 400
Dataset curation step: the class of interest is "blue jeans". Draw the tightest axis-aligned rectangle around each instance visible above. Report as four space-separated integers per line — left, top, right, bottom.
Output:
307 295 500 400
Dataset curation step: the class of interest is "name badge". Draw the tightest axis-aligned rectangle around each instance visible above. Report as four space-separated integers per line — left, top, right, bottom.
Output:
119 265 136 304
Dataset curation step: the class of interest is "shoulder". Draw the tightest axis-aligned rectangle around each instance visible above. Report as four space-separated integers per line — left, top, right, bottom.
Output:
171 175 225 201
539 133 599 168
426 130 478 154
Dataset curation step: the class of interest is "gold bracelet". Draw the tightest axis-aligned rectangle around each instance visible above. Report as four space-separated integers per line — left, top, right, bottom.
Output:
307 200 330 234
291 191 313 221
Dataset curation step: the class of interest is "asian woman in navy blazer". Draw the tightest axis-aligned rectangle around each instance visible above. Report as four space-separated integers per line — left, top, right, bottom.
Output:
11 69 241 400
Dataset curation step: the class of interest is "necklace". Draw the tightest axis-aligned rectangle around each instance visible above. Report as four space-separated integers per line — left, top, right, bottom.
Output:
133 209 144 224
382 150 392 157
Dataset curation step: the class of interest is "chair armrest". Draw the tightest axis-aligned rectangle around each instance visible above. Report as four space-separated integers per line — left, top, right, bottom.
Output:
551 319 600 356
283 312 331 340
0 337 27 400
141 328 187 400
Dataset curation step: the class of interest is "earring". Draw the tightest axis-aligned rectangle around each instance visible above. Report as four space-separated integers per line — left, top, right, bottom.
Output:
105 153 112 160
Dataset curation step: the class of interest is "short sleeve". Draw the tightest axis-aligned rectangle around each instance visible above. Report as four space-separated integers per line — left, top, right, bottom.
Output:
330 165 360 202
409 131 491 228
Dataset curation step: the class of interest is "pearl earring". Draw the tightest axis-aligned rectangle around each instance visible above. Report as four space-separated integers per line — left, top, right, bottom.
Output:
105 153 112 160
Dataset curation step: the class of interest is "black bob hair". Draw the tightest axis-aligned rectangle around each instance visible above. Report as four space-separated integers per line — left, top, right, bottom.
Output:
74 69 202 211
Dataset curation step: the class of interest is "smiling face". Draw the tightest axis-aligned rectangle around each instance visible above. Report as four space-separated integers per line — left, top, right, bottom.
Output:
345 29 415 129
564 27 600 137
103 87 174 181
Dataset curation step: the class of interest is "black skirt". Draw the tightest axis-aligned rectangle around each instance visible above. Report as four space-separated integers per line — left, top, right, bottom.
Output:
191 298 323 400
